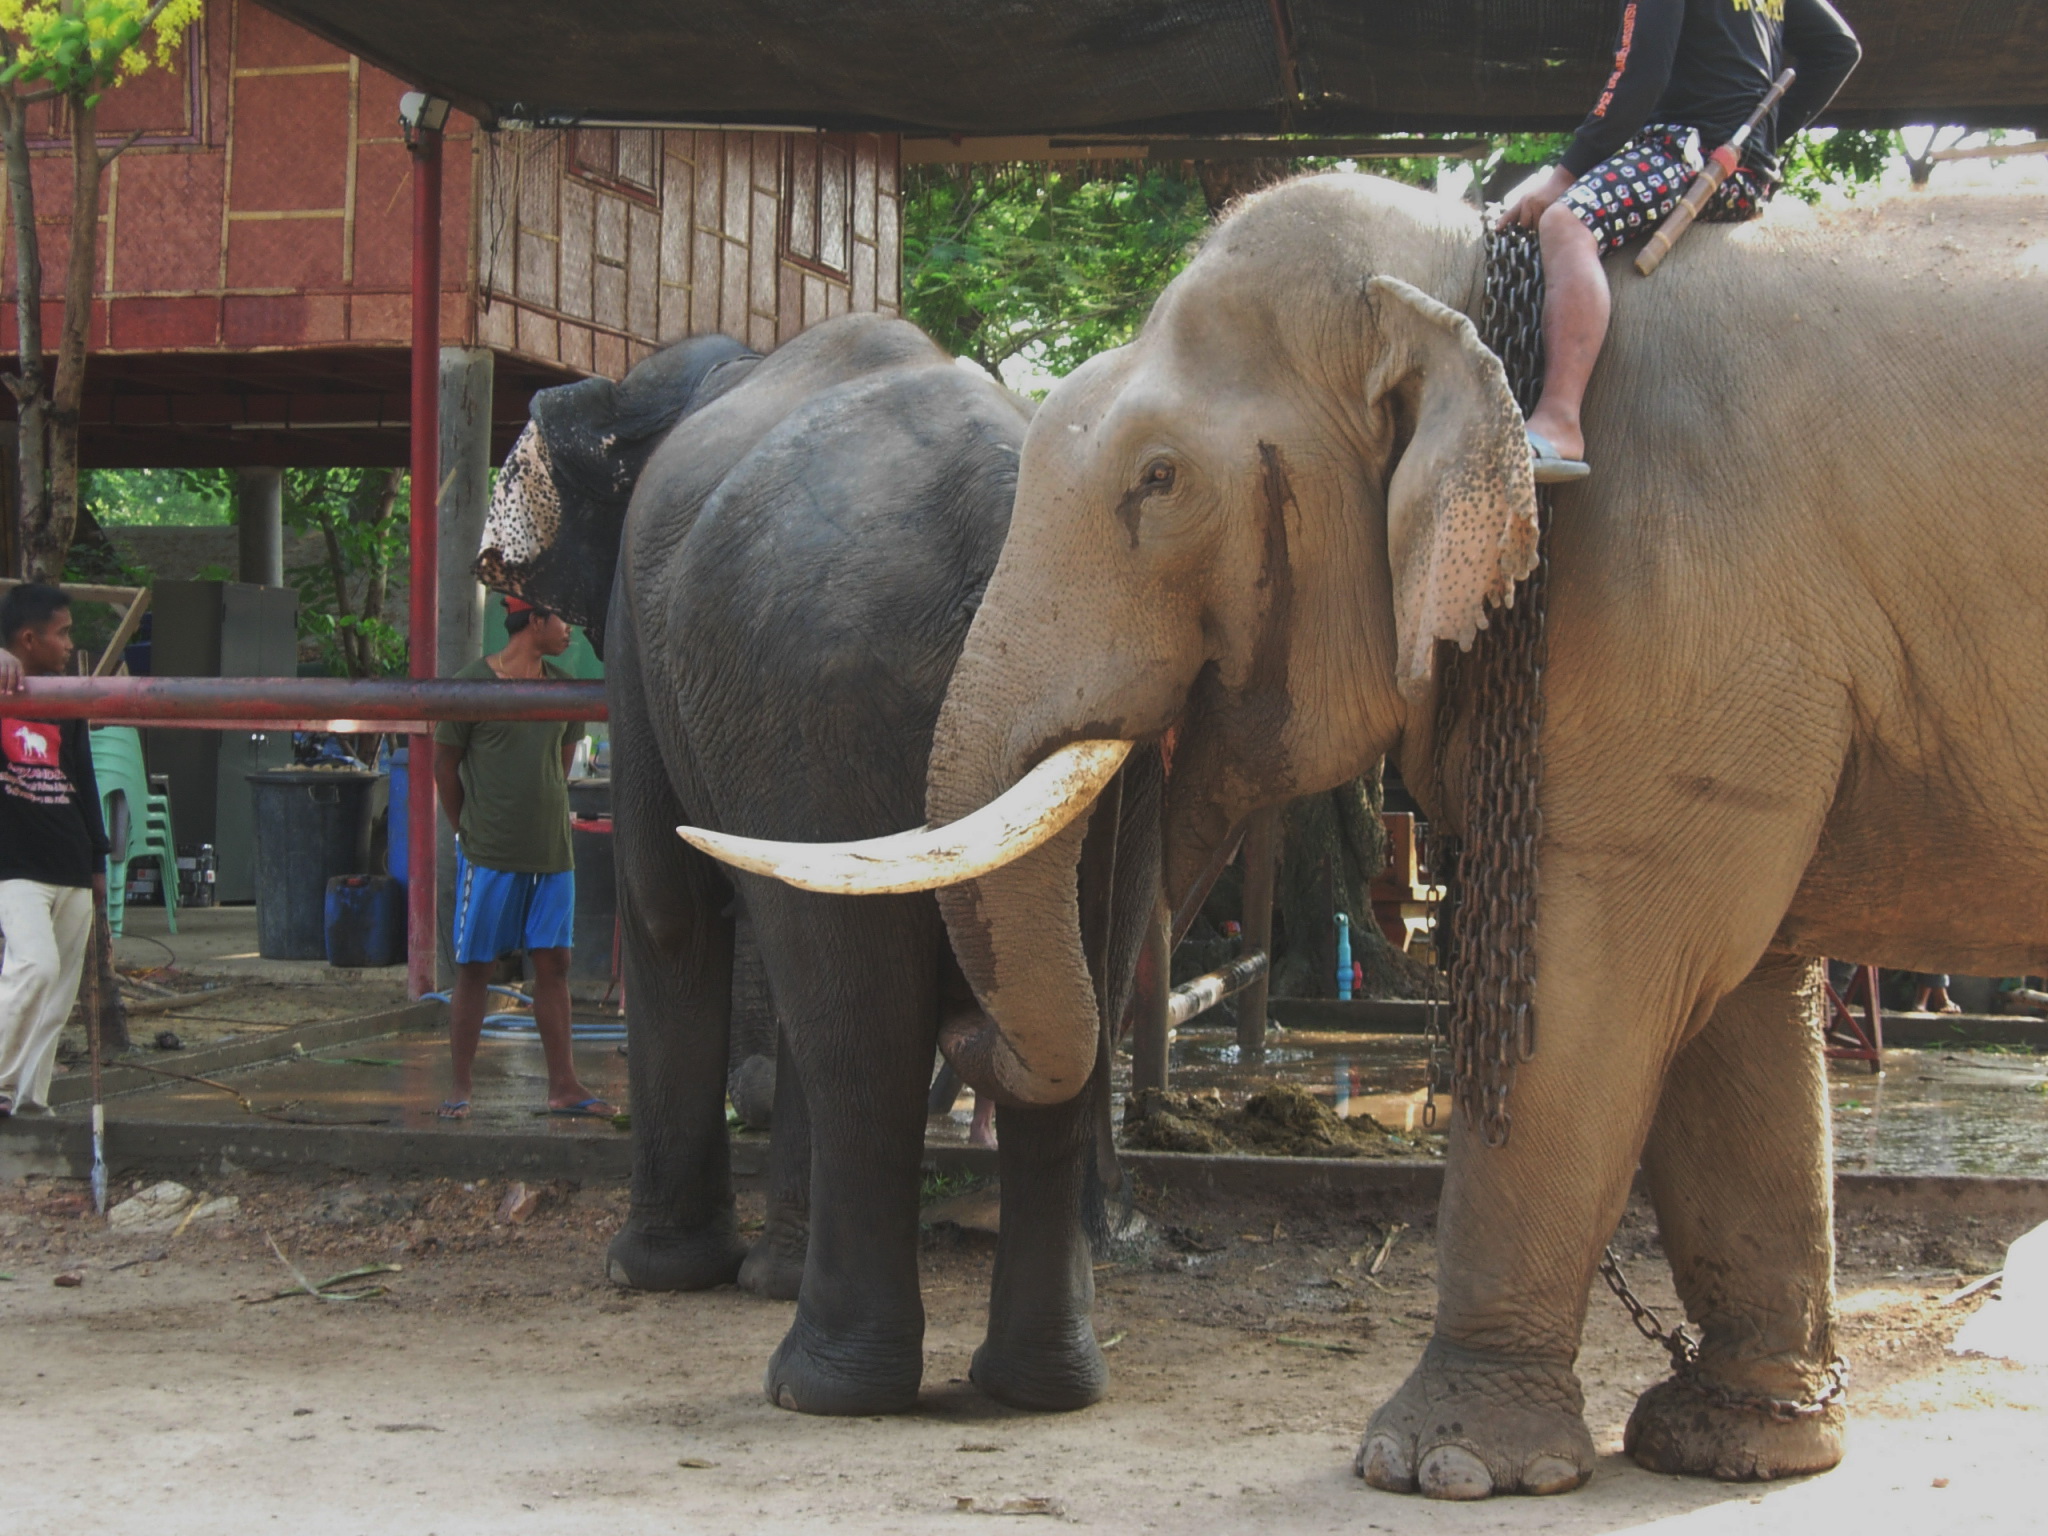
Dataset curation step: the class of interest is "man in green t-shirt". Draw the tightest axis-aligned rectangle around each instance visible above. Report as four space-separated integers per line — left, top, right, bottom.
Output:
432 597 609 1120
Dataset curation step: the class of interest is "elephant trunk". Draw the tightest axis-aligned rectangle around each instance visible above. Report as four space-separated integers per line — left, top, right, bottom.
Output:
925 659 1124 1106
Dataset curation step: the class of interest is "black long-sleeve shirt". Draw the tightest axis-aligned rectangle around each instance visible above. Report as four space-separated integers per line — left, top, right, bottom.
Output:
1561 0 1862 178
0 713 109 888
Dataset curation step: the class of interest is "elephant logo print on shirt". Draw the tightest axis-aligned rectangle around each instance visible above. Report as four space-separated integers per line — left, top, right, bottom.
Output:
5 720 56 765
1 718 78 809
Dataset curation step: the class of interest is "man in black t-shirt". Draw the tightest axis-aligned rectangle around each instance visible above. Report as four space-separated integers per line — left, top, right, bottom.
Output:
0 584 109 1116
1502 0 1861 482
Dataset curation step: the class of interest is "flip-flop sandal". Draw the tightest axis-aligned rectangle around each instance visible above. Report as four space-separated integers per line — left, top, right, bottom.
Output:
437 1099 471 1121
546 1098 617 1119
1936 1002 1963 1014
1527 429 1591 484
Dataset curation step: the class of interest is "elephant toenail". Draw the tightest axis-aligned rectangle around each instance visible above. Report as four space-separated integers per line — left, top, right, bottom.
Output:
1356 1434 1416 1491
777 1384 798 1410
1522 1455 1586 1495
1417 1445 1494 1501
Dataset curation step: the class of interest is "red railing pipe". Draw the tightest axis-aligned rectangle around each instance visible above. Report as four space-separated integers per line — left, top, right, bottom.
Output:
408 116 444 1000
19 676 605 722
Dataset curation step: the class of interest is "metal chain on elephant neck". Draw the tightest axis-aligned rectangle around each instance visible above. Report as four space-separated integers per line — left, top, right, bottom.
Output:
1433 219 1553 1150
1598 1248 1850 1421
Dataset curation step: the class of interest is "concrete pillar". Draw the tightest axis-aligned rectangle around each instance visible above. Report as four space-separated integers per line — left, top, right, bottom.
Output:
235 467 284 587
437 347 494 676
434 347 496 988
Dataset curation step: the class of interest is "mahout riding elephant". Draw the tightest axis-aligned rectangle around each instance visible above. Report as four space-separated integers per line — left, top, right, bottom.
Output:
482 313 1159 1415
698 177 2048 1492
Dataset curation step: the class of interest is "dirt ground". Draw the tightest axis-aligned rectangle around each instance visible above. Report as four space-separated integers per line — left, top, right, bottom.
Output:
1 1171 2039 1535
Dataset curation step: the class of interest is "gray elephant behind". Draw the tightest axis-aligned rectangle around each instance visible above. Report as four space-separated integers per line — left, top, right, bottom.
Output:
482 313 1161 1415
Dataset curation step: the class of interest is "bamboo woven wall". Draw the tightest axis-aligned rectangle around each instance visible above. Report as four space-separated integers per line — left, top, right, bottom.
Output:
0 0 903 383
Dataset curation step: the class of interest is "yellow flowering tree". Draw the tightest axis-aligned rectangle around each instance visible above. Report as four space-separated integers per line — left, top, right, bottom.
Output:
1 0 202 579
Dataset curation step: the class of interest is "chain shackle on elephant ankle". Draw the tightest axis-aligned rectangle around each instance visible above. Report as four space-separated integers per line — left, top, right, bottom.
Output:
1430 218 1553 1149
1599 1246 1849 1421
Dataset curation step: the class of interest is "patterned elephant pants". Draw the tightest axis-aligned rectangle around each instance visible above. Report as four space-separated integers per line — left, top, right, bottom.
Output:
1561 124 1774 257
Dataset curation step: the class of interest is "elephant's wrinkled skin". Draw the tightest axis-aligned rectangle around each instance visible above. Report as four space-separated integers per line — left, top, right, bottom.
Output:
923 176 2048 1495
496 315 1156 1414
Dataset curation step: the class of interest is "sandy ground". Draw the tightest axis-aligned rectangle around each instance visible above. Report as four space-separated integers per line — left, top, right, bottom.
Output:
2 1170 2040 1535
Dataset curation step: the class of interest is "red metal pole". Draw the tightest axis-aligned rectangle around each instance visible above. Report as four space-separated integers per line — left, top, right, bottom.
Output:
18 675 604 722
407 118 444 1001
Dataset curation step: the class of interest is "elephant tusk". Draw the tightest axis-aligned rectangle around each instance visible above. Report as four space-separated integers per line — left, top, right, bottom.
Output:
677 739 1133 895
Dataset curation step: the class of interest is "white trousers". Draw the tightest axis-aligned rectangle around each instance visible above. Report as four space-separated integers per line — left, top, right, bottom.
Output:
0 879 93 1110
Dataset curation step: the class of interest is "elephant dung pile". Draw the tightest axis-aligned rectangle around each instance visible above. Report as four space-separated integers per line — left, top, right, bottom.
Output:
1120 1082 1406 1158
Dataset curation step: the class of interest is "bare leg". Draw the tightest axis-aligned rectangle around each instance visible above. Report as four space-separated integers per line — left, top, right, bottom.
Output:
446 957 495 1112
530 946 606 1110
1522 201 1609 465
968 1091 997 1149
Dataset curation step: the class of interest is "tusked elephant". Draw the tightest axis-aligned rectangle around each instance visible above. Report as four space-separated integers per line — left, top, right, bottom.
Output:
697 176 2048 1494
482 313 1159 1415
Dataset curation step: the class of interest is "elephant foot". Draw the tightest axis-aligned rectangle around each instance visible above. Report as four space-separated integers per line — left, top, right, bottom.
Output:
765 1311 923 1416
604 1222 746 1292
1356 1339 1595 1500
1624 1374 1846 1481
970 1326 1108 1412
738 1215 807 1301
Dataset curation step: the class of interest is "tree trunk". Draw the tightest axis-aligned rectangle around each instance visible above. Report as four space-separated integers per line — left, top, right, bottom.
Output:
3 93 51 577
40 93 104 580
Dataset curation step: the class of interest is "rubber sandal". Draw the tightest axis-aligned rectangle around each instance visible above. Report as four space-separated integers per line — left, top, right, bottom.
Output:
546 1097 617 1119
1527 429 1591 484
437 1099 471 1121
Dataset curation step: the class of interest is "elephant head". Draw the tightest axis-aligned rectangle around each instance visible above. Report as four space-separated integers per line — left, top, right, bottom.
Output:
678 176 1536 1105
477 332 760 654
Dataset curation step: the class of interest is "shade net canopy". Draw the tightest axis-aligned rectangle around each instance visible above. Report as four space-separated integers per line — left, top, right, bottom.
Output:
257 1 2043 135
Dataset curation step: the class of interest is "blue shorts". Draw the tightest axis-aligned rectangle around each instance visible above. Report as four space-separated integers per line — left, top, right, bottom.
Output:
451 847 574 964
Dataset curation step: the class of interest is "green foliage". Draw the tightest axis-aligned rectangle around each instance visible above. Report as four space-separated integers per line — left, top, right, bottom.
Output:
282 468 409 678
1493 132 1573 167
1777 128 1899 203
82 467 233 526
0 0 204 106
903 165 1211 387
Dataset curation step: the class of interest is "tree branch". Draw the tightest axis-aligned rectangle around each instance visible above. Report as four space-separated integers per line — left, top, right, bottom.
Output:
98 125 145 168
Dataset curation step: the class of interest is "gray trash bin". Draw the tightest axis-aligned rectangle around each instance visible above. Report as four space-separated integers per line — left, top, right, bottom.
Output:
247 768 380 960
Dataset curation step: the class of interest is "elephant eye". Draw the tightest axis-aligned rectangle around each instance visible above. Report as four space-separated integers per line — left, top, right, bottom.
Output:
1141 459 1176 490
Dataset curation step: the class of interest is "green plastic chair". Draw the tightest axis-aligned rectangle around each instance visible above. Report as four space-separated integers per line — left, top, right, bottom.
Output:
90 726 178 937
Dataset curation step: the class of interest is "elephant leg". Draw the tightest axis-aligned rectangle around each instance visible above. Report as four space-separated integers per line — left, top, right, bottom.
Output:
1357 879 1702 1499
974 1059 1111 1411
602 648 747 1292
1626 952 1844 1480
739 1022 810 1300
754 893 938 1415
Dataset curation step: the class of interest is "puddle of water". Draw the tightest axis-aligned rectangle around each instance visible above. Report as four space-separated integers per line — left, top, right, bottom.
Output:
1830 1049 2048 1177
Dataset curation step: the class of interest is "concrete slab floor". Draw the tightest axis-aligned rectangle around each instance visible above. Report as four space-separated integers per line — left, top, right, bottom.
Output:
112 903 409 988
80 1030 629 1135
926 1025 2048 1180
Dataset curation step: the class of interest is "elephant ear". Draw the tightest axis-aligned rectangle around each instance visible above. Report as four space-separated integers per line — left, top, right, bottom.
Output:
1365 275 1539 701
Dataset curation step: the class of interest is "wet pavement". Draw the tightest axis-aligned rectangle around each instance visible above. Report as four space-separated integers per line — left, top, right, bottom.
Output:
1830 1047 2048 1177
61 1011 2048 1178
88 1028 630 1139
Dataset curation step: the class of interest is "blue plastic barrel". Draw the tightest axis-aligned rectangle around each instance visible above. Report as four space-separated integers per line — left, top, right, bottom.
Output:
326 873 406 968
386 747 409 884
